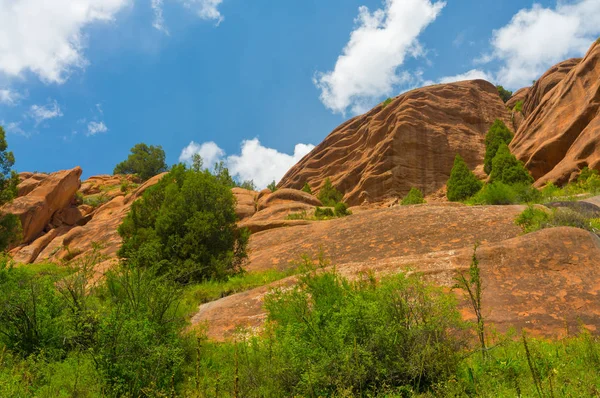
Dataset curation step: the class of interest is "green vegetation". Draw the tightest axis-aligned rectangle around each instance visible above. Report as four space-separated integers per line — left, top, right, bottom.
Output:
301 181 312 194
447 154 483 202
118 164 249 283
513 100 524 113
267 180 277 192
484 119 513 175
496 85 513 103
287 203 351 221
516 205 600 236
317 177 344 206
489 143 534 185
0 126 21 251
314 206 335 218
83 192 111 208
113 143 168 181
382 97 393 108
401 187 426 205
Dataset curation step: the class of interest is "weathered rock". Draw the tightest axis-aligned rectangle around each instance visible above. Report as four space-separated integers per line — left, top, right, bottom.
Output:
511 41 600 186
51 206 84 227
3 167 82 243
279 80 512 205
256 188 321 211
506 87 530 110
232 188 257 221
17 173 49 197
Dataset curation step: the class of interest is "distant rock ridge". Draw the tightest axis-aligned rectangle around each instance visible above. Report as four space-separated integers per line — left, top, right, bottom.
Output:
279 80 512 205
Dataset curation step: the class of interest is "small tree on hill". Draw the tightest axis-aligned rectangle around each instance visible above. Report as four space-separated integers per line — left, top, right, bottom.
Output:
114 143 168 181
447 155 483 202
489 144 534 186
401 188 426 205
496 85 512 103
484 119 513 175
317 178 344 206
302 182 312 195
0 126 21 251
267 181 277 192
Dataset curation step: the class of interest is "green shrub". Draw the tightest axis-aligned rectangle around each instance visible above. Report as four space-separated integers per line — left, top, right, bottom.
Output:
113 143 167 181
317 178 344 206
496 85 513 103
484 119 514 175
0 126 21 251
469 182 518 205
382 97 393 108
516 206 551 233
334 201 351 216
267 180 277 192
238 180 257 191
118 164 249 283
513 100 523 113
314 207 335 219
401 187 426 205
490 143 534 185
286 210 308 220
83 192 110 209
301 182 312 194
447 154 483 202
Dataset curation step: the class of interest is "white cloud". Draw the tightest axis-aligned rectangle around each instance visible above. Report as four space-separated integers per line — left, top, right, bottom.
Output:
314 0 446 114
151 0 169 33
485 0 600 88
0 0 130 84
438 69 493 84
29 100 63 125
179 138 315 188
183 0 224 24
179 141 225 169
0 89 23 105
87 121 108 136
2 121 29 137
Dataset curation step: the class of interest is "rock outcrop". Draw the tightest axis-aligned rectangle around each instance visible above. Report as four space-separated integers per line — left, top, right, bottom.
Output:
3 167 82 243
279 80 512 205
511 41 600 185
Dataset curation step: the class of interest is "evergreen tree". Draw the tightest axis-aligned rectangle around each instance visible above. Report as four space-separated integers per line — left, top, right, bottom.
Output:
114 143 168 181
317 178 344 206
489 144 534 186
484 119 513 175
447 154 483 202
301 182 312 195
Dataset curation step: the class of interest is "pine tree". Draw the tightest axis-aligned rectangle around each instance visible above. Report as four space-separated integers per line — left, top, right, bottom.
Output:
489 144 534 186
484 119 513 175
447 154 483 202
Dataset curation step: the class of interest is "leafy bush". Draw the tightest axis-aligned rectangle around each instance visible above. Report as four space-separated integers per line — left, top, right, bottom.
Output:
496 85 513 103
314 207 335 218
0 126 21 250
515 206 551 233
118 164 249 283
83 192 110 209
301 182 312 194
113 143 168 181
484 119 514 175
286 210 308 220
469 182 518 205
513 100 524 113
516 205 599 235
382 97 393 108
317 177 344 206
267 180 277 192
447 154 483 202
490 143 534 185
334 201 351 216
401 187 426 205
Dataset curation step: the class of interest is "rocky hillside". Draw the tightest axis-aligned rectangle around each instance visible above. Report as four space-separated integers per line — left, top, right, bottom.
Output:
279 80 512 205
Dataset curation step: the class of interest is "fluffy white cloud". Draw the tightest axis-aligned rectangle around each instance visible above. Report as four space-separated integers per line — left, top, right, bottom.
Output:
87 121 108 136
183 0 224 24
29 100 63 125
179 141 225 169
151 0 169 33
179 138 315 188
314 0 446 114
0 0 131 84
0 89 22 105
2 121 28 137
485 0 600 88
438 69 493 84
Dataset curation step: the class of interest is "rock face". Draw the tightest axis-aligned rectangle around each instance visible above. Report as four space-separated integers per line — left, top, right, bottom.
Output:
279 80 512 205
511 41 600 185
3 167 82 243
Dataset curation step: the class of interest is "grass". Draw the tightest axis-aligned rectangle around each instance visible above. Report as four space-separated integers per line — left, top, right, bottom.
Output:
83 192 110 208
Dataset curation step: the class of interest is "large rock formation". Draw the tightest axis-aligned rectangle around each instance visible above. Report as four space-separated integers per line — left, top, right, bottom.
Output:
279 80 511 205
3 167 82 243
511 41 600 185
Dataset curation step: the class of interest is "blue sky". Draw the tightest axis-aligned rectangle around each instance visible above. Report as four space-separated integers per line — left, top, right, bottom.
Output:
0 0 599 187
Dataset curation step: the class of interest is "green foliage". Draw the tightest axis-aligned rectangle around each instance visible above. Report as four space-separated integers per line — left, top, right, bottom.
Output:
513 100 524 113
301 182 312 194
401 187 426 205
317 177 344 206
516 205 599 235
285 210 308 220
515 206 551 233
82 192 110 209
334 201 351 217
314 206 335 218
238 180 256 191
192 270 465 397
496 85 513 103
578 166 599 183
113 143 168 181
0 126 21 251
447 154 483 202
484 119 514 175
118 164 249 283
490 143 534 185
469 182 542 205
266 180 277 192
382 97 393 108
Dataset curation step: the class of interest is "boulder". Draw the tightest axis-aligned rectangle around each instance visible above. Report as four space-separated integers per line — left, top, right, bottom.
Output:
279 80 512 205
256 188 321 211
232 187 257 221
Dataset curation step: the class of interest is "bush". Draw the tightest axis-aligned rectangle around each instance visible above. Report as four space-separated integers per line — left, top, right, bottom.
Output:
382 97 393 108
317 178 344 206
314 207 335 219
447 154 483 202
513 100 524 113
113 143 168 181
484 119 514 175
0 126 21 250
490 143 534 186
469 182 518 205
118 164 249 283
334 202 351 217
496 85 513 103
401 187 426 205
301 182 312 194
267 180 277 192
516 206 551 233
